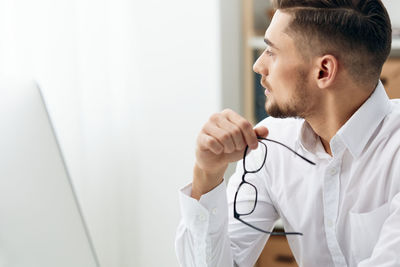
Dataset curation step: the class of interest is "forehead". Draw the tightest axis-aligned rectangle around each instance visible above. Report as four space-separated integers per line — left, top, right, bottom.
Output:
265 10 295 50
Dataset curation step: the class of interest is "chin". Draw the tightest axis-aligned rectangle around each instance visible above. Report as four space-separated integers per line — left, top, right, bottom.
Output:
265 101 297 119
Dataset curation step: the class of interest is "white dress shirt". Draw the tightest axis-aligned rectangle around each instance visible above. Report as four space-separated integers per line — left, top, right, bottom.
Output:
175 81 400 267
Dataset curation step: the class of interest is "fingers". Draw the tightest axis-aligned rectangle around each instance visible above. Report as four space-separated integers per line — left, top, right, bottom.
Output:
197 133 224 155
222 109 259 150
203 122 236 153
199 109 262 155
254 126 269 138
214 115 247 151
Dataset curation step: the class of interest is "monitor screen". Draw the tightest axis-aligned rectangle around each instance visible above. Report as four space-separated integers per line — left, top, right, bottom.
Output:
0 75 99 267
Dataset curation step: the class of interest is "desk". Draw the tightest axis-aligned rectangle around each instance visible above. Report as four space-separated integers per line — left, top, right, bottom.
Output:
255 233 298 267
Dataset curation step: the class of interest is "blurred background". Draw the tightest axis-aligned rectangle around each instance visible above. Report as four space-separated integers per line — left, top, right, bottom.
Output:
0 0 399 266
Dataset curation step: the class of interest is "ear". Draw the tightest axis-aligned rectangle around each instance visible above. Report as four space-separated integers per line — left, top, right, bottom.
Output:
314 55 338 89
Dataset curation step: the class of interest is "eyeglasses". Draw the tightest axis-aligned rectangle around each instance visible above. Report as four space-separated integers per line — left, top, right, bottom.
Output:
233 137 316 236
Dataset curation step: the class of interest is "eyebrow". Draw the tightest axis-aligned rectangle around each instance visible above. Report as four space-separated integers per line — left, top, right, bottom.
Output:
264 38 279 50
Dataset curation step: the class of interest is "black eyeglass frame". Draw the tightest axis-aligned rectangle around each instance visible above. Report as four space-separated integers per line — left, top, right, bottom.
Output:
233 137 316 236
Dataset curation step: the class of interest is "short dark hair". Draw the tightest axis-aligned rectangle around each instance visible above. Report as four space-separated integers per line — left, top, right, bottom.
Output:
272 0 392 84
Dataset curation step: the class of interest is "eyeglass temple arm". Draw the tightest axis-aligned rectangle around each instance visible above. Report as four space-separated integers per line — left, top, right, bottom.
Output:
257 137 316 165
234 215 303 236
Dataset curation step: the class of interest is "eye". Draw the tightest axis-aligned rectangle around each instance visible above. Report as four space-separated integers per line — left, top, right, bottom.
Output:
264 49 273 56
263 45 274 56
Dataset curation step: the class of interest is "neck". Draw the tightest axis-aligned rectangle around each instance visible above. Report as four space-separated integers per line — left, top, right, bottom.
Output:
305 82 375 156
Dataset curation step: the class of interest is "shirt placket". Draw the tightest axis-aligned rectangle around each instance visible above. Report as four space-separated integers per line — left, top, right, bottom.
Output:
323 140 347 267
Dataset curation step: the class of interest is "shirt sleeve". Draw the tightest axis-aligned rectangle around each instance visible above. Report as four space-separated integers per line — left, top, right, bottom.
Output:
175 180 234 267
175 157 279 267
357 192 400 267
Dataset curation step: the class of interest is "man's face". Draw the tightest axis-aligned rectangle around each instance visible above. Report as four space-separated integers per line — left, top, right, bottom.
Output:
253 10 314 119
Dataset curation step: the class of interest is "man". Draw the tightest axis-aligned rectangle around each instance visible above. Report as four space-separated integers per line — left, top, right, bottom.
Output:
176 0 400 266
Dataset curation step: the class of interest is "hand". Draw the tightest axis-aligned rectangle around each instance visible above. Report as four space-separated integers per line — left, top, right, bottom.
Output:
191 109 269 199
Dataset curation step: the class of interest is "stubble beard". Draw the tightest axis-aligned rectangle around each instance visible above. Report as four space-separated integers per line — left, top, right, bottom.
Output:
265 70 310 119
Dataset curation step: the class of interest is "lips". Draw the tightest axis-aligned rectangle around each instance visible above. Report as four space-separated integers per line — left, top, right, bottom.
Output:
261 79 271 95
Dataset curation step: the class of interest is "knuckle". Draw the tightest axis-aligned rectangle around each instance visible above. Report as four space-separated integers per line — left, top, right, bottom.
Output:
209 113 220 122
226 147 235 154
239 119 251 130
237 141 246 150
203 121 212 130
197 134 207 148
205 138 216 148
231 126 241 137
220 133 231 143
222 108 233 115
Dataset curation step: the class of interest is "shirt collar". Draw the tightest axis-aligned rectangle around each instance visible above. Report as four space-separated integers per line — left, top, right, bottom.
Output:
336 81 392 158
297 80 392 159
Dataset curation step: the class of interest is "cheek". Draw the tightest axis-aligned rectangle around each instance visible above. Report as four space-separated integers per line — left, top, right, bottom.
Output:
269 63 297 98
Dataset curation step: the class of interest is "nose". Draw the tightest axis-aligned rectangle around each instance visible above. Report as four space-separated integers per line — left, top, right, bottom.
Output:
253 53 268 76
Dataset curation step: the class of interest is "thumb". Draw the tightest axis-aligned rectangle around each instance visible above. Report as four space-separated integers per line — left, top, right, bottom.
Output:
254 126 269 138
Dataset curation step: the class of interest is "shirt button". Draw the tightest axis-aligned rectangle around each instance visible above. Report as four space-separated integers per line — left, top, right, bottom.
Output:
197 214 206 222
211 208 217 215
327 219 334 228
329 167 337 176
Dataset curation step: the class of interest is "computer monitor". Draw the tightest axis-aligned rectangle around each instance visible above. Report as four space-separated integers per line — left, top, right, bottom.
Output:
0 76 100 267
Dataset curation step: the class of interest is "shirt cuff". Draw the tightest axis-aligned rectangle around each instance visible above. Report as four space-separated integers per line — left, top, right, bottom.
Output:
179 180 228 234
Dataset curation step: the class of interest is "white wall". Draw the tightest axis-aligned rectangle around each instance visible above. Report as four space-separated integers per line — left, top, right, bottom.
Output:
0 0 226 266
124 1 222 266
219 0 243 177
383 0 400 28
